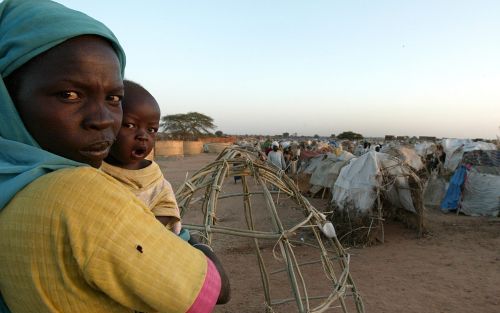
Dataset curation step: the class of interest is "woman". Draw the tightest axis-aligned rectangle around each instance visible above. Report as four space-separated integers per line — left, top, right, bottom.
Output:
0 1 229 312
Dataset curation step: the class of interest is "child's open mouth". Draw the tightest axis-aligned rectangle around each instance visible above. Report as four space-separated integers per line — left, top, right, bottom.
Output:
132 147 147 158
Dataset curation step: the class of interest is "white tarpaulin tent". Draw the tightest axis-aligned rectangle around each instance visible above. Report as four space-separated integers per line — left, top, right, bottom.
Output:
423 174 447 208
441 139 496 172
458 150 499 217
461 168 500 216
300 151 355 194
332 151 418 214
380 144 425 171
414 142 436 157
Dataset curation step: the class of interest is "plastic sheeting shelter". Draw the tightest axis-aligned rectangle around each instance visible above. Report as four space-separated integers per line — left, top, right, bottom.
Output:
423 174 447 208
380 144 425 172
332 151 422 214
441 150 500 217
461 168 500 216
301 151 355 195
441 139 496 172
331 151 424 242
414 142 436 158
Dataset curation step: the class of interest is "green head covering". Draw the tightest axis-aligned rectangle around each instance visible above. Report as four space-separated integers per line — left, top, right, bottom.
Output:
0 0 126 207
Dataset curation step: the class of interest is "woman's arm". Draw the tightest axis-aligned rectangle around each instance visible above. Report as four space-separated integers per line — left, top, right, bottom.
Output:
62 169 224 312
189 237 231 304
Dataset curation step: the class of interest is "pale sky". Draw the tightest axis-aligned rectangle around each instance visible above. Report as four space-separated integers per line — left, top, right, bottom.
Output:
57 0 500 139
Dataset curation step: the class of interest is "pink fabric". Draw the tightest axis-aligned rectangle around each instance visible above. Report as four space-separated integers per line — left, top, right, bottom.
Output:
186 258 221 313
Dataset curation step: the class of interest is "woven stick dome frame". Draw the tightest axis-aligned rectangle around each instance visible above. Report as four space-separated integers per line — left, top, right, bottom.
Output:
176 147 365 313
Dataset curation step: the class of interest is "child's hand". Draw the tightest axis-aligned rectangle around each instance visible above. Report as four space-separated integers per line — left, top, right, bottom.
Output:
172 220 182 235
155 216 182 235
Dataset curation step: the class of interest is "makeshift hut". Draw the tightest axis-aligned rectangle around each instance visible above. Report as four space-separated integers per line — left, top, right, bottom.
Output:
299 151 355 197
441 138 496 173
175 147 365 313
441 150 499 217
380 144 425 173
414 142 436 158
423 172 447 209
331 151 424 245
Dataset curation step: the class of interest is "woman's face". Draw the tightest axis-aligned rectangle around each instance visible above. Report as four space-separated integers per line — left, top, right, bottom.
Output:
6 36 123 168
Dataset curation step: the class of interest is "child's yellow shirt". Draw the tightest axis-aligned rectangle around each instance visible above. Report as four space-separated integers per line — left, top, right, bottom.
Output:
101 161 180 221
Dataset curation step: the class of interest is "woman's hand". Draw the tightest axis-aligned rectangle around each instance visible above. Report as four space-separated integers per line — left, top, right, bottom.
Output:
189 237 231 304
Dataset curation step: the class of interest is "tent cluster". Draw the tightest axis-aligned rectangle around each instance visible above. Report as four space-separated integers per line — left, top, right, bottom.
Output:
252 141 426 244
234 136 499 245
235 137 499 223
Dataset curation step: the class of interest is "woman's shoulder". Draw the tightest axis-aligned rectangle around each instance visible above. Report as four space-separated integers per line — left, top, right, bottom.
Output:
40 166 119 185
30 166 132 200
19 166 150 218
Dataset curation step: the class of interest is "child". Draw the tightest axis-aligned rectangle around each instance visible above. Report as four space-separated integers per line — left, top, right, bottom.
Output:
102 80 182 235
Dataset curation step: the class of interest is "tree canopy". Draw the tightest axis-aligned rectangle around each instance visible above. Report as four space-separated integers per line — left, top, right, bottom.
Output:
337 131 363 140
160 112 216 140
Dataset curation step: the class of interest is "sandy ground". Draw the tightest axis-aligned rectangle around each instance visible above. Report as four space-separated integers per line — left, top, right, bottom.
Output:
157 153 500 313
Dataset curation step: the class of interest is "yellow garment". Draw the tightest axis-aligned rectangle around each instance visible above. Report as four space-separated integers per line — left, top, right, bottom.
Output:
101 161 180 221
0 167 207 313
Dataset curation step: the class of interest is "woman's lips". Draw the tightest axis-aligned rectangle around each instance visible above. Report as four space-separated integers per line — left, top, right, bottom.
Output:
80 141 112 159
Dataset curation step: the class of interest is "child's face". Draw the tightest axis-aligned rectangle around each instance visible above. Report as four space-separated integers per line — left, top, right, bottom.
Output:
108 97 160 169
7 36 123 168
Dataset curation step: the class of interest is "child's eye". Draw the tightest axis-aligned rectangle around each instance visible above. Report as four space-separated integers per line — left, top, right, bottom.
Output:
147 127 158 134
124 123 135 129
59 91 79 101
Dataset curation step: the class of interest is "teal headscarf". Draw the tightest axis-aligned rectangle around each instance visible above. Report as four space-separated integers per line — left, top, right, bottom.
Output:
0 0 125 310
0 0 126 209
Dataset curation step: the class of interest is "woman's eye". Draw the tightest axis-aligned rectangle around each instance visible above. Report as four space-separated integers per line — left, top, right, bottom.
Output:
59 91 79 100
107 95 123 103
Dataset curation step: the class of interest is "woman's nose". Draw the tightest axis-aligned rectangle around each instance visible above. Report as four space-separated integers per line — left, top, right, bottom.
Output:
82 102 116 131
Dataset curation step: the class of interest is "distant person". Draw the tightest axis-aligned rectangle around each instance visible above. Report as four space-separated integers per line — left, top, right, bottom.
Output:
354 143 364 156
261 138 272 155
102 80 182 236
429 144 446 174
283 146 293 171
363 141 370 154
267 141 287 170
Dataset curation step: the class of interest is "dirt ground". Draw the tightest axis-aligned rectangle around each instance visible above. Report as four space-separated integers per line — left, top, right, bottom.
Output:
157 153 500 313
